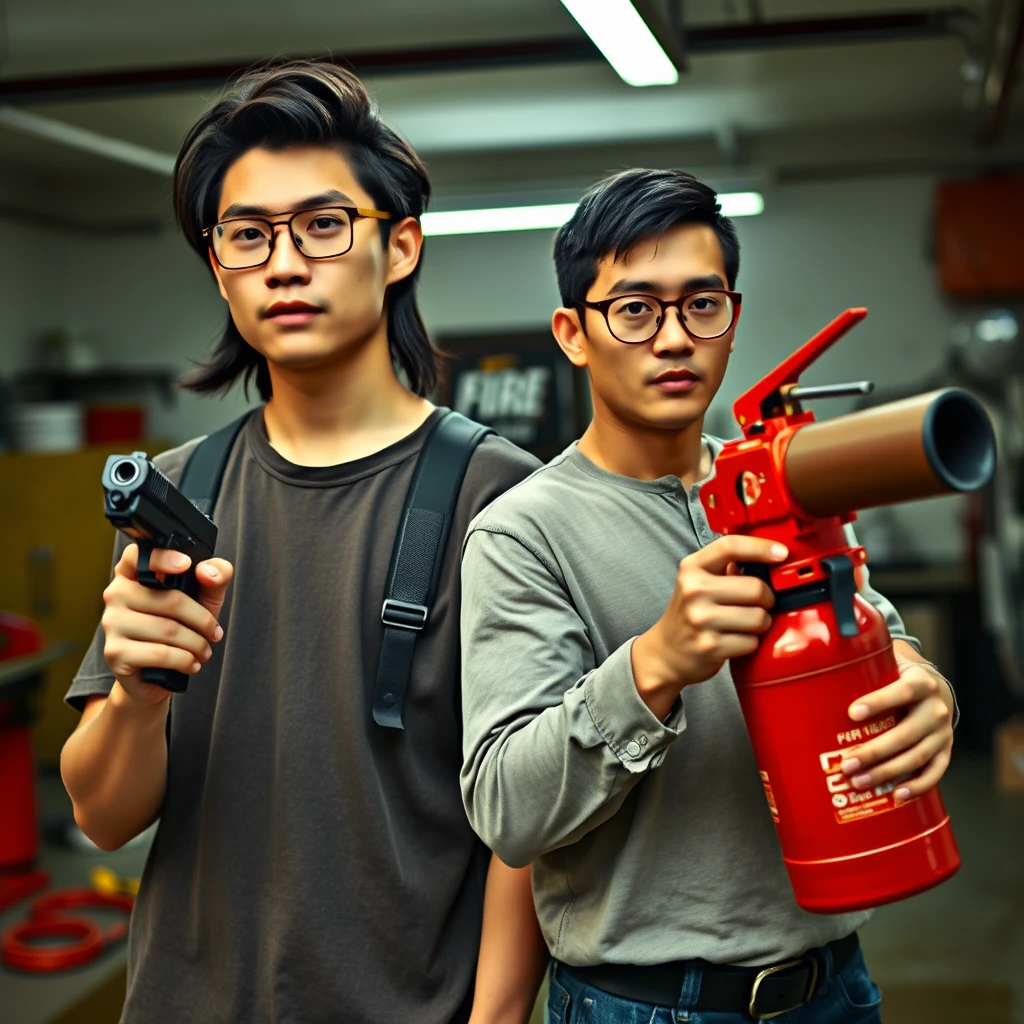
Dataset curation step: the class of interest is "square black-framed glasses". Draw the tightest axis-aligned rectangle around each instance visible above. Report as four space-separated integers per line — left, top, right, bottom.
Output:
202 205 393 270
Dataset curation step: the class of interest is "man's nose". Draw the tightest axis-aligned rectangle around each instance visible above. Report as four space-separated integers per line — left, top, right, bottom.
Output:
652 306 695 355
264 224 311 285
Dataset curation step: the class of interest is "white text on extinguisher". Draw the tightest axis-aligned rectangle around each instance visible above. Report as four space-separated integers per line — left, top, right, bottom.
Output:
835 714 897 747
820 749 897 809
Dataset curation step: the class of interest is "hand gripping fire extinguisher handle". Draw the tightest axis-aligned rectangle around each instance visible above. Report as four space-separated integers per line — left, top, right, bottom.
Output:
740 554 858 637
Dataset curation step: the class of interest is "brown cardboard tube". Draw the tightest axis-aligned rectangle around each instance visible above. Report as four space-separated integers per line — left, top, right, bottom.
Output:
784 388 995 519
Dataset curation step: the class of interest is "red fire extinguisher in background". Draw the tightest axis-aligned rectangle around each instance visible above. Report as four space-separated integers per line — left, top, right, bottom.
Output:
0 614 47 875
700 308 996 914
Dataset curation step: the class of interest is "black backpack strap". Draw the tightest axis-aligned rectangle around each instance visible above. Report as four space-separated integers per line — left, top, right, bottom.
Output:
372 410 494 730
178 413 251 517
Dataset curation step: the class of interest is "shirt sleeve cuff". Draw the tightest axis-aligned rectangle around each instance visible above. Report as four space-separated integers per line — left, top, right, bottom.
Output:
889 632 921 653
924 662 961 731
582 639 686 773
65 674 115 713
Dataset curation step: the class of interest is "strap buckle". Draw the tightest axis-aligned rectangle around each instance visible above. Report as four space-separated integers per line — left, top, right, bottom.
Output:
381 598 429 631
749 956 819 1021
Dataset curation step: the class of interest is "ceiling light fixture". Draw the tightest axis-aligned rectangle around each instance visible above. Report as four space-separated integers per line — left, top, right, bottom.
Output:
422 203 578 237
421 193 764 237
559 0 682 87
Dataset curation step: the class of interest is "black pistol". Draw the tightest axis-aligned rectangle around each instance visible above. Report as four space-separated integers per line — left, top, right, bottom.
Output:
102 452 218 693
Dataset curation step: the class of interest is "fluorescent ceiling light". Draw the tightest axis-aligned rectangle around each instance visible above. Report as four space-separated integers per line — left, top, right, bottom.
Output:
421 194 764 237
422 204 579 236
718 191 765 217
560 0 679 87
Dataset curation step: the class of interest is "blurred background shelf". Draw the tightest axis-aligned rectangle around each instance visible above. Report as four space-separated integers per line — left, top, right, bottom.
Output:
12 369 177 404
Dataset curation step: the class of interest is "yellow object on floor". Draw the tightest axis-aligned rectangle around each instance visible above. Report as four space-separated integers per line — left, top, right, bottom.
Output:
91 865 140 897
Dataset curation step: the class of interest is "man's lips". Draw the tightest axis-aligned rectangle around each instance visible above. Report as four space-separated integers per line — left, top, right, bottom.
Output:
650 368 700 391
263 301 325 325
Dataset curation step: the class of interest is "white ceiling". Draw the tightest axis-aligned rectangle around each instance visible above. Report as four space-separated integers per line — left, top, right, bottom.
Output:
0 0 1018 227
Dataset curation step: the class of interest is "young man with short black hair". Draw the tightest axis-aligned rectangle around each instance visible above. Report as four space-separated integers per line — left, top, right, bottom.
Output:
61 61 545 1024
460 169 956 1023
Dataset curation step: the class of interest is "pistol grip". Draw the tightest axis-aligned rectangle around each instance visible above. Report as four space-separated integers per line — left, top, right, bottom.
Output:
139 667 190 693
136 540 198 693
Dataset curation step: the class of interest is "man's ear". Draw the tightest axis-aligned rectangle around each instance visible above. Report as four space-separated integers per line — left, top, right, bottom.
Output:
552 306 589 369
208 248 229 303
385 216 423 287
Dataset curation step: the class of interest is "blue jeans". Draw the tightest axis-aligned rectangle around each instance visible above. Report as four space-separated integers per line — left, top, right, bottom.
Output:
545 946 883 1024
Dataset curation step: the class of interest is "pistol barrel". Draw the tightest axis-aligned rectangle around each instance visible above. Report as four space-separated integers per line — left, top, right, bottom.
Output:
103 454 216 553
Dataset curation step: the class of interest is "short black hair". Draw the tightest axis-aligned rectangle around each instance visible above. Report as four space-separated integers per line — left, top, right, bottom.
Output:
174 60 440 400
553 168 740 308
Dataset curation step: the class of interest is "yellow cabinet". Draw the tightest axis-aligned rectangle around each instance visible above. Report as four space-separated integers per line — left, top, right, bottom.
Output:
0 442 168 766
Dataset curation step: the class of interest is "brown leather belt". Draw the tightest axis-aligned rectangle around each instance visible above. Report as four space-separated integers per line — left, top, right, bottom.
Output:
557 932 859 1021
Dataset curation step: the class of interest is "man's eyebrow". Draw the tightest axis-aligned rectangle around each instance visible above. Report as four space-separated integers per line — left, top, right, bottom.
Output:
605 273 727 296
218 190 355 221
683 273 726 290
606 278 659 295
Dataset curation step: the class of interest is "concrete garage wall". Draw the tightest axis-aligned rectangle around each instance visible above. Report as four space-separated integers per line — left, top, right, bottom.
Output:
0 220 71 377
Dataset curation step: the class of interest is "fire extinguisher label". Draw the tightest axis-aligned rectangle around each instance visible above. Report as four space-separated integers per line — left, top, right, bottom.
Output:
819 715 905 824
759 770 780 823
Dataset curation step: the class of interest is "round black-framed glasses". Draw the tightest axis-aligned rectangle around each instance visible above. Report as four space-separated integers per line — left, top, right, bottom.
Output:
202 205 393 270
579 289 742 344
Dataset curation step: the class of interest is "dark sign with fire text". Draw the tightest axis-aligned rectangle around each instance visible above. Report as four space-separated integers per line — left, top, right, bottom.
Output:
447 347 575 453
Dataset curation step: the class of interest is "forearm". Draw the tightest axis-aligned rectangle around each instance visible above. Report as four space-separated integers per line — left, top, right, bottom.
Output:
463 696 632 867
461 531 684 866
468 857 548 1024
60 686 168 850
462 643 683 867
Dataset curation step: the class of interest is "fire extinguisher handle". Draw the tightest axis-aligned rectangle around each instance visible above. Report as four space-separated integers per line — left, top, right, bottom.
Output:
741 556 860 638
739 562 775 588
822 555 859 637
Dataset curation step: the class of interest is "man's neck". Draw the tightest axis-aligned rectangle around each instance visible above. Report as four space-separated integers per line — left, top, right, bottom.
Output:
261 333 433 467
577 403 711 490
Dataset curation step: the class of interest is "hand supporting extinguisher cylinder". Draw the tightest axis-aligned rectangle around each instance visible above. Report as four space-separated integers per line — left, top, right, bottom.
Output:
784 388 996 518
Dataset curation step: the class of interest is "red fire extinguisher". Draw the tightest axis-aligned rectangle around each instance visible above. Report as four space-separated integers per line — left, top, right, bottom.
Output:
0 613 47 873
700 308 995 914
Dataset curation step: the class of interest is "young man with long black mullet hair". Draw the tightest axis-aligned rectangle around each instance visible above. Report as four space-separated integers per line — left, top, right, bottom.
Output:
61 60 545 1024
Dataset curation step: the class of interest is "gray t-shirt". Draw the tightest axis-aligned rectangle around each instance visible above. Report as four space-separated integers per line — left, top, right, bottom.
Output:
67 408 539 1024
460 439 921 969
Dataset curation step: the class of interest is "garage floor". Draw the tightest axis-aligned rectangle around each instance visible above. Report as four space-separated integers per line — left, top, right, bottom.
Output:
860 752 1024 1024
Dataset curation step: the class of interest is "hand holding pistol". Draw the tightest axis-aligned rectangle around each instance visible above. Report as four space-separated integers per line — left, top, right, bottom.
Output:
102 453 219 694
